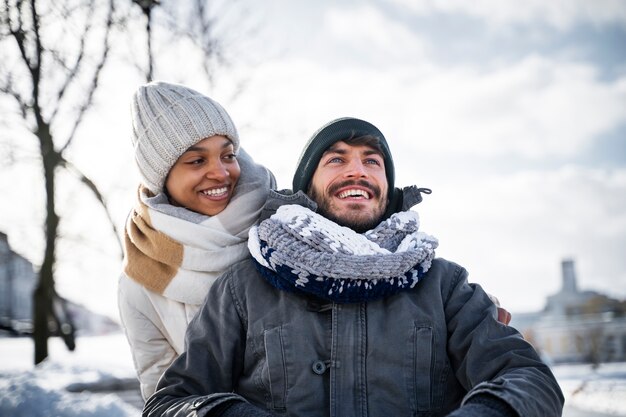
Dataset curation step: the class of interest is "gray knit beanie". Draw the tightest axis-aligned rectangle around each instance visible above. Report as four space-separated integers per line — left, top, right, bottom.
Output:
131 81 240 194
292 117 395 199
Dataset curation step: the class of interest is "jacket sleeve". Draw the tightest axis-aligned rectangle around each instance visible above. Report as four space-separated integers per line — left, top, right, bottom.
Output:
442 263 564 417
118 275 179 400
142 270 249 417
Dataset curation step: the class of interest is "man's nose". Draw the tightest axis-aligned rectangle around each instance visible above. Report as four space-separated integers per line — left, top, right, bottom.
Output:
344 159 368 178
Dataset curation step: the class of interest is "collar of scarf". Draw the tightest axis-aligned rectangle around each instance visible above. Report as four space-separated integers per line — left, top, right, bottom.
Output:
123 149 275 304
248 204 438 304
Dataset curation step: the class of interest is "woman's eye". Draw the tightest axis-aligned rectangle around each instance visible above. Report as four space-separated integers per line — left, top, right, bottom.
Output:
187 158 204 165
223 153 237 161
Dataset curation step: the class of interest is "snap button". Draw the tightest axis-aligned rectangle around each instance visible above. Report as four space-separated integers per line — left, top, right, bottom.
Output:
312 360 327 375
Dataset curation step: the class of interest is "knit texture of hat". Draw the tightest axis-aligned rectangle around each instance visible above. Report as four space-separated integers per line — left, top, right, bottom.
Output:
292 117 395 200
131 81 240 194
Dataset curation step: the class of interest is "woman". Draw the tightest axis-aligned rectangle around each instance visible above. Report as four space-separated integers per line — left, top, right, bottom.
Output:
118 81 275 399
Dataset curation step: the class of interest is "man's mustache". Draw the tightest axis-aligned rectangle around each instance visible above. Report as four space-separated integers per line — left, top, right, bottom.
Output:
328 180 382 199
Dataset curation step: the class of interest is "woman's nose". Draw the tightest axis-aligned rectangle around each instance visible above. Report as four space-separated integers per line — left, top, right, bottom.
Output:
204 161 228 180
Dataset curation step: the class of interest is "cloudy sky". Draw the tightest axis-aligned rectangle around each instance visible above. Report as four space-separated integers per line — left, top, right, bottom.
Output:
1 0 625 318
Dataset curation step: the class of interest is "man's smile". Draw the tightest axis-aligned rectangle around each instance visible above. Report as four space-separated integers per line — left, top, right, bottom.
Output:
337 188 371 200
329 180 381 201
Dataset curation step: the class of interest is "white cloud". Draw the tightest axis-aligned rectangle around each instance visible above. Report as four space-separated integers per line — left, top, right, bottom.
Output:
240 54 626 163
387 0 626 30
393 56 626 159
323 5 430 66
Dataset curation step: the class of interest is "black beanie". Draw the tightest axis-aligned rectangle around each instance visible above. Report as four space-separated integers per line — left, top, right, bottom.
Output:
292 117 395 201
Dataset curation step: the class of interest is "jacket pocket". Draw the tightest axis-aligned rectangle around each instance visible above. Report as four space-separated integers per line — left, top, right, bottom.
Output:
406 323 433 412
263 326 287 410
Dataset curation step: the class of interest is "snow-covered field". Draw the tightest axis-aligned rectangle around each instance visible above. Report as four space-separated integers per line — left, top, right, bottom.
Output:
0 333 140 417
553 361 626 417
1 333 625 416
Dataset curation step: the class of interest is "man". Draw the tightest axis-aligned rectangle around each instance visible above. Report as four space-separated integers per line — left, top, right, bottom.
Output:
143 117 563 417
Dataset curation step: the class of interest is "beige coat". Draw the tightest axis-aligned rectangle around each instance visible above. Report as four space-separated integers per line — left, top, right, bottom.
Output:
118 273 201 400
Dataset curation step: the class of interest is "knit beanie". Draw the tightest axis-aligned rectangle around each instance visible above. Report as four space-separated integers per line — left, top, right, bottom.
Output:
131 81 240 194
292 117 395 200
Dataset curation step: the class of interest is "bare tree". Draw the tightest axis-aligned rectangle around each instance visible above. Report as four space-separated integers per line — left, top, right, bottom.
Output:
0 0 254 365
128 0 240 85
0 0 119 364
131 0 159 81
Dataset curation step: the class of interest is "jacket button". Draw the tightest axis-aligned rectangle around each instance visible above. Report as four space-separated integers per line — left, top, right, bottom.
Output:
312 360 327 375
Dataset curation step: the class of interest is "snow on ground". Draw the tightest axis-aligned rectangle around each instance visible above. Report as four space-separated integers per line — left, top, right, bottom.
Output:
0 332 141 417
1 333 625 416
553 361 626 416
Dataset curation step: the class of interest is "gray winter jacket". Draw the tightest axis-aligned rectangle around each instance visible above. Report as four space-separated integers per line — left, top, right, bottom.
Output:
143 255 563 417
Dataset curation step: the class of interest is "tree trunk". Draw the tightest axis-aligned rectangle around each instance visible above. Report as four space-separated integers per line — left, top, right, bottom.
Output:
33 120 59 365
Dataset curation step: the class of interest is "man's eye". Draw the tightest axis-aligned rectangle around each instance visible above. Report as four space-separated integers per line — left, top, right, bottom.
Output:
328 157 343 163
365 159 381 165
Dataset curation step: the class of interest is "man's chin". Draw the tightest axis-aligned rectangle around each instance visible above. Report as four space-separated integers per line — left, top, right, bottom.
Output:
310 191 387 233
323 210 382 233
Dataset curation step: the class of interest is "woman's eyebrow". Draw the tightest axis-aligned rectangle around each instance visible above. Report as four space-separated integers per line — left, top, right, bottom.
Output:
184 138 232 153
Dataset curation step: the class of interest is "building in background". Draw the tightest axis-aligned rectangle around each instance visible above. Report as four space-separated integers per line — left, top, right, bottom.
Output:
0 231 37 334
0 231 119 336
512 259 626 364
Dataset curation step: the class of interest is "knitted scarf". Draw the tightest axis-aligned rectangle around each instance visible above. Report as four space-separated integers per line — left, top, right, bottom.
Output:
248 204 438 303
123 149 274 305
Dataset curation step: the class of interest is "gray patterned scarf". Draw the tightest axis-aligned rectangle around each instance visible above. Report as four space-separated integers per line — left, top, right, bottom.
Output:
248 204 438 303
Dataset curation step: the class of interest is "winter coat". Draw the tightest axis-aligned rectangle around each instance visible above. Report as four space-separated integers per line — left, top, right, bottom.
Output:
143 256 564 417
118 275 201 400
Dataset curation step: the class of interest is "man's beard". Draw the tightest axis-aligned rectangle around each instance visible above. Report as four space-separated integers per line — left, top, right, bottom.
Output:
308 180 387 233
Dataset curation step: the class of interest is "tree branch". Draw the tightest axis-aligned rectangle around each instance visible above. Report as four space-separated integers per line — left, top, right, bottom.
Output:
0 76 29 118
146 6 153 81
5 0 35 84
179 0 235 85
131 0 160 81
59 0 113 153
192 0 217 84
49 0 95 124
59 155 123 258
29 0 42 116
